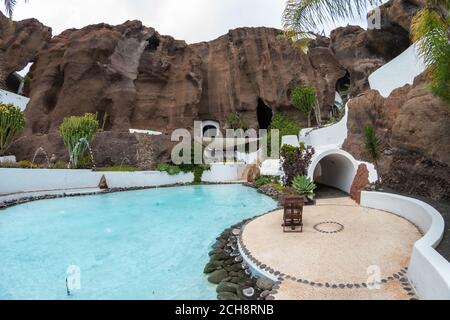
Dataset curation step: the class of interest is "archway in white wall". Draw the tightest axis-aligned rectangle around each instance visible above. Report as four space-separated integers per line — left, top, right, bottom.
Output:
308 149 358 194
202 120 220 138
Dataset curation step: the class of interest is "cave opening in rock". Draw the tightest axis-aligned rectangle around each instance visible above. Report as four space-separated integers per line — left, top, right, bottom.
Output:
5 72 23 94
336 71 351 99
257 98 273 130
146 34 160 51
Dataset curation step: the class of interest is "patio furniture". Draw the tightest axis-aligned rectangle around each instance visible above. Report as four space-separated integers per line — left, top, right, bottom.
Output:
282 196 304 233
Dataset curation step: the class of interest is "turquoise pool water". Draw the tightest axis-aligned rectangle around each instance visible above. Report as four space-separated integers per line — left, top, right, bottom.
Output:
0 184 277 300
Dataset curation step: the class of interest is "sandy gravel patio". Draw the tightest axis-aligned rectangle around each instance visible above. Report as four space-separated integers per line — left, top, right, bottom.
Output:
241 196 422 300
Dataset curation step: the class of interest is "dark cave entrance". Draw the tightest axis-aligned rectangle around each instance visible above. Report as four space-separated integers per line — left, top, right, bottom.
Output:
257 98 273 130
336 71 351 100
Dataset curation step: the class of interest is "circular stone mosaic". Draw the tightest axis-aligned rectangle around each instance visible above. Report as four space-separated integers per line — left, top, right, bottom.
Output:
313 221 344 234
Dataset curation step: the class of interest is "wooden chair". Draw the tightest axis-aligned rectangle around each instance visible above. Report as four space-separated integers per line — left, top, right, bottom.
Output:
282 196 304 233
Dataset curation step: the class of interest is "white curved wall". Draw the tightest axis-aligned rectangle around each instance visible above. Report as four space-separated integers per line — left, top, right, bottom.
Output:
201 162 246 182
361 192 450 300
299 103 348 149
0 169 193 195
0 89 30 111
368 43 426 97
260 159 281 176
308 149 358 193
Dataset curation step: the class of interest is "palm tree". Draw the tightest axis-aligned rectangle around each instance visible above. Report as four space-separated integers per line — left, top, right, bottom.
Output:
364 125 381 182
3 0 27 18
283 0 450 104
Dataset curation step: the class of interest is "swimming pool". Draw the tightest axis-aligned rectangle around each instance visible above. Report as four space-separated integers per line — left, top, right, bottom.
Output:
0 184 277 300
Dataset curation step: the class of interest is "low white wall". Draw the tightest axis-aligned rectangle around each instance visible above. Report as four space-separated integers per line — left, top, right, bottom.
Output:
299 103 348 149
281 135 300 148
0 168 194 195
368 43 426 98
202 162 246 182
0 155 17 164
361 192 450 300
0 89 30 111
260 159 281 177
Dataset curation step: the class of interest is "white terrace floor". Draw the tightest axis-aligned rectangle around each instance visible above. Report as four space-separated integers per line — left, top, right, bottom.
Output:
241 196 421 300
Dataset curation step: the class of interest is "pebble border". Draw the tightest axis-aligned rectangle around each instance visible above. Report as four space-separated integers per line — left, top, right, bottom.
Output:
313 221 345 234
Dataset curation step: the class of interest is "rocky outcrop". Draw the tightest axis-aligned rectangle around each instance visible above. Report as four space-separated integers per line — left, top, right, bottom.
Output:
0 11 51 89
11 22 346 165
329 24 410 97
343 74 450 200
350 164 370 204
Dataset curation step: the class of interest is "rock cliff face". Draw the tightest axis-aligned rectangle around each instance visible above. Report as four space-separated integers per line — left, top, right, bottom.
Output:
10 21 347 165
343 74 450 200
0 11 51 89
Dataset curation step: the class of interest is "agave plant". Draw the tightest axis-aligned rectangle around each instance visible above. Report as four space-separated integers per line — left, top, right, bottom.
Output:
292 175 317 197
283 0 450 104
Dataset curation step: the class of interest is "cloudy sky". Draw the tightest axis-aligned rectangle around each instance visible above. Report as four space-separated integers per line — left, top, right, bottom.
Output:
6 0 373 43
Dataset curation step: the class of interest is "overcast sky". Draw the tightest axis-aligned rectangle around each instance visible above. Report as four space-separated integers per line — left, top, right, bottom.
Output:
6 0 373 43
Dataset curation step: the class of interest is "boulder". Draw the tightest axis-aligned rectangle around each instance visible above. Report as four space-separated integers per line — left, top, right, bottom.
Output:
256 277 274 291
98 175 108 189
350 164 370 204
208 270 228 284
216 281 239 294
217 292 240 301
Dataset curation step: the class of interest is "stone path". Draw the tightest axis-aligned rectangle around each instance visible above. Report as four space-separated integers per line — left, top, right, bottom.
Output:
241 196 421 300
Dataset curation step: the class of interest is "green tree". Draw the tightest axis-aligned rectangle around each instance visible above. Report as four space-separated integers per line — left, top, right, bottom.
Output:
291 85 321 127
283 0 450 104
364 125 381 181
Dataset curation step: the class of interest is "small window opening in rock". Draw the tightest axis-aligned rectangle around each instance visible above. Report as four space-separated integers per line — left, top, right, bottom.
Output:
203 125 218 137
336 71 350 98
146 34 160 51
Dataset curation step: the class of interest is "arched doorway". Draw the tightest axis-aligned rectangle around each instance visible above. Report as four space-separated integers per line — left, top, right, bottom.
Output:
308 150 357 194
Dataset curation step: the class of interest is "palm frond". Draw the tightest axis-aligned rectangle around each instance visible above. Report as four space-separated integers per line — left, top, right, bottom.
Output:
282 0 383 33
3 0 27 17
411 5 450 103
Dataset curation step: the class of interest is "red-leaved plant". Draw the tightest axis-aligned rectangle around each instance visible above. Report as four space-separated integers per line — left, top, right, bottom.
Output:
280 144 315 187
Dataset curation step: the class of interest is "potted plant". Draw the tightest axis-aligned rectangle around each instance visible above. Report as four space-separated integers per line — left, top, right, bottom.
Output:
292 175 317 205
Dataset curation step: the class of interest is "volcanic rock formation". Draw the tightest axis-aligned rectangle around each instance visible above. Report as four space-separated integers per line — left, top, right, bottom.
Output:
0 11 51 89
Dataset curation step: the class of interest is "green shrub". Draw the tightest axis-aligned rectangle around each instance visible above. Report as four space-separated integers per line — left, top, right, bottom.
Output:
255 176 278 188
53 161 69 169
280 144 315 186
18 160 34 169
59 113 98 167
292 175 317 197
0 103 25 156
264 112 301 157
227 112 248 130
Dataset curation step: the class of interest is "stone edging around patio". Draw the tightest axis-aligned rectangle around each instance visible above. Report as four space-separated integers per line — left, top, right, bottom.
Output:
237 209 419 301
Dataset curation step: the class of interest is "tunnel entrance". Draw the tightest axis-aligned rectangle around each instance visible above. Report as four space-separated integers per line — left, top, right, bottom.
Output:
257 98 273 130
309 151 357 194
336 71 351 101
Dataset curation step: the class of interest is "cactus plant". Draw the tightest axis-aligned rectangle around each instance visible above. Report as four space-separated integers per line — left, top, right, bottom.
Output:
59 113 98 167
0 103 25 156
